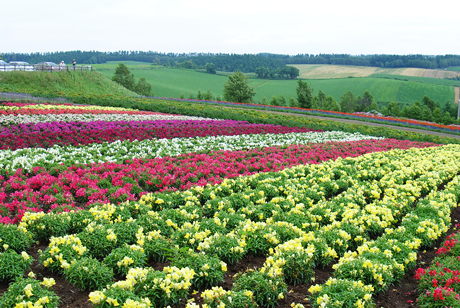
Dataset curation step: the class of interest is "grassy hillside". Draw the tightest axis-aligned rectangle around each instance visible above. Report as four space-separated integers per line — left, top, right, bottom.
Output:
92 62 456 107
0 70 135 96
251 78 455 106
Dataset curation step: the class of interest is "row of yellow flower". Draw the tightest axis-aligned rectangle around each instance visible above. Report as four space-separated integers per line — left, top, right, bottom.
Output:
14 144 460 307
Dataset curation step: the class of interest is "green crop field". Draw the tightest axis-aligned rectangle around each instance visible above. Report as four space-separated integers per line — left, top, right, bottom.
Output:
370 74 460 87
93 62 456 107
446 67 460 72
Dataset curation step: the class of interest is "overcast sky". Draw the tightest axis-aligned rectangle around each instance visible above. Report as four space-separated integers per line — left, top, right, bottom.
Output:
1 0 458 56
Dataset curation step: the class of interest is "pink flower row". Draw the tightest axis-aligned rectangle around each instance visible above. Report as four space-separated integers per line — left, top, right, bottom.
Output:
0 139 438 224
0 121 320 150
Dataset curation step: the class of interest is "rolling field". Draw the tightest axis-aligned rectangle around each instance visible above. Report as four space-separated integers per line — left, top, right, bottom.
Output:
93 62 456 106
292 64 460 79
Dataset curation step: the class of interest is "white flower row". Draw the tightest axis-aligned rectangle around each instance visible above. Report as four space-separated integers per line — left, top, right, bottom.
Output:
0 131 383 172
0 113 214 126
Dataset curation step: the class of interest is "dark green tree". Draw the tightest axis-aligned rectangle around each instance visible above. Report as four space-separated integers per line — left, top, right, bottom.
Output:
369 101 379 112
340 91 355 113
314 90 327 110
433 107 443 123
323 95 340 111
422 95 435 111
205 63 216 74
289 97 298 107
442 112 453 125
270 95 279 106
203 89 213 101
223 71 256 103
421 106 433 121
296 80 314 109
408 101 422 120
278 94 287 106
400 105 410 118
387 101 400 117
134 77 152 96
197 90 203 100
255 67 270 79
355 90 373 112
112 63 135 91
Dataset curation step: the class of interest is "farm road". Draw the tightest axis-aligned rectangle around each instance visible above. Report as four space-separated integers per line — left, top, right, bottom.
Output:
242 107 460 140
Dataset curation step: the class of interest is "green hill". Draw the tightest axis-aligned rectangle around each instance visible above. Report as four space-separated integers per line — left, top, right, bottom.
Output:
0 70 135 96
94 62 455 107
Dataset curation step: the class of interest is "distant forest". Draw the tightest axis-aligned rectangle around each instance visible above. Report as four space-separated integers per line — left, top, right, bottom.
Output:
2 51 460 72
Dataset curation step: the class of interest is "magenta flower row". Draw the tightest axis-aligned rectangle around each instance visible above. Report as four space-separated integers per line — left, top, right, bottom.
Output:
0 120 320 150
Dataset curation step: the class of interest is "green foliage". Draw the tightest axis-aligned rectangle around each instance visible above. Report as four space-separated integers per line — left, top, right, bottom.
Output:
205 63 216 74
0 248 33 282
387 101 400 117
223 71 256 103
134 77 152 96
340 90 355 113
89 287 151 308
197 232 247 264
233 270 287 308
133 266 195 307
64 257 114 291
202 287 258 308
0 224 34 253
408 101 422 120
421 106 433 121
103 244 147 277
308 278 375 308
39 235 88 274
111 63 136 91
0 277 60 308
433 107 443 123
296 79 314 109
171 250 227 289
269 95 278 106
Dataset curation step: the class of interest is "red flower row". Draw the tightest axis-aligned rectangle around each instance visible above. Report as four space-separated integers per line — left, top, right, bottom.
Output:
0 139 438 224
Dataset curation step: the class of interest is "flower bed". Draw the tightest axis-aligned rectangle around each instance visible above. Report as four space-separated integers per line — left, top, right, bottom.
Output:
0 138 435 224
414 228 460 307
0 119 320 150
4 144 458 308
1 100 460 308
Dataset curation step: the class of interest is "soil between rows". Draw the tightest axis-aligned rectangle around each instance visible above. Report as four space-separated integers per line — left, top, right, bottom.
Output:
1 204 459 308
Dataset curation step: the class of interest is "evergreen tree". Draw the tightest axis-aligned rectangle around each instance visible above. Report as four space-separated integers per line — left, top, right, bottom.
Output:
433 107 443 123
369 101 379 112
442 112 453 125
223 71 256 103
400 105 410 118
387 101 400 117
296 80 314 109
408 101 422 120
421 106 433 122
270 95 279 106
422 95 436 111
323 95 340 111
339 90 355 113
289 97 297 107
112 63 135 91
278 94 287 106
205 63 216 74
134 77 152 96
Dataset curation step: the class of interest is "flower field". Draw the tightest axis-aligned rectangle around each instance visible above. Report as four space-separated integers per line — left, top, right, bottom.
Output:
1 101 460 308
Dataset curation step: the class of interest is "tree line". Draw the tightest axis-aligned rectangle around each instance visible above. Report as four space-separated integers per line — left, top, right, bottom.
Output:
2 51 460 72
